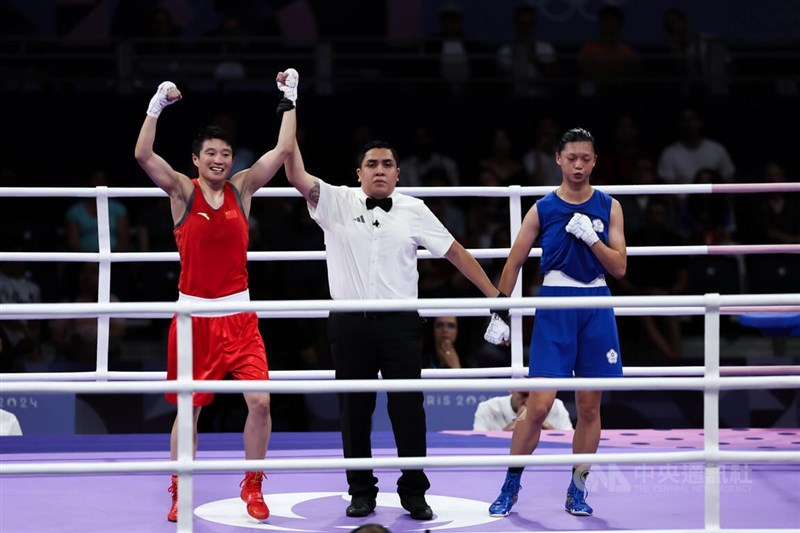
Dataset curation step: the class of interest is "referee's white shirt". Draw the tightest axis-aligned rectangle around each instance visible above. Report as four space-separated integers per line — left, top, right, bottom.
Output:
308 179 455 300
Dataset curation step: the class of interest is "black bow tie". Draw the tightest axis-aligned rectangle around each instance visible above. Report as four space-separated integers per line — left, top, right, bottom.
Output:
366 197 393 212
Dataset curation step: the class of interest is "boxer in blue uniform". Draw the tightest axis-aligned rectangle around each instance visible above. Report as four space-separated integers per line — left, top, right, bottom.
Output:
483 127 627 518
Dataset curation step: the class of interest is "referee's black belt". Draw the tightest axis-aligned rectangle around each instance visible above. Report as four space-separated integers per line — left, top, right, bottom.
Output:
335 311 417 320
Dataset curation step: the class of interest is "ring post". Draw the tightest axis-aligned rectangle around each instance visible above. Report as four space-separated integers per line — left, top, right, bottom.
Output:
704 292 721 532
95 186 111 381
176 310 194 532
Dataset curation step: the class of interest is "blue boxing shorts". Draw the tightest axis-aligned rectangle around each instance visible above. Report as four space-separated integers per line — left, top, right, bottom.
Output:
528 285 622 378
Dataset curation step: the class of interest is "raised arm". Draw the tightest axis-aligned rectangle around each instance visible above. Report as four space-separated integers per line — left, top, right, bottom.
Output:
133 81 193 221
284 130 320 208
230 69 298 199
444 241 500 297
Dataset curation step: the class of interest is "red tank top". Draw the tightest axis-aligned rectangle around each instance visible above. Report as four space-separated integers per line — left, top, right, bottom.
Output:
174 180 249 298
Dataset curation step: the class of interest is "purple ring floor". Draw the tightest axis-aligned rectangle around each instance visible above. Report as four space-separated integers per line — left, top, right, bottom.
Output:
1 429 798 532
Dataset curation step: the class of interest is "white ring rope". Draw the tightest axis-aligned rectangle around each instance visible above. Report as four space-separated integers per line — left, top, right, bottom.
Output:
1 376 799 395
3 242 798 263
2 181 800 198
3 450 798 476
2 293 798 317
2 364 798 383
2 183 799 533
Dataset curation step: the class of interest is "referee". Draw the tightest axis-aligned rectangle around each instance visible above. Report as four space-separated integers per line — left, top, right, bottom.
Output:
284 129 500 520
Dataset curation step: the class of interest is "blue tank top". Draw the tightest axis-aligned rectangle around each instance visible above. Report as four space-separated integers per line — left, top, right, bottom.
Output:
537 189 612 283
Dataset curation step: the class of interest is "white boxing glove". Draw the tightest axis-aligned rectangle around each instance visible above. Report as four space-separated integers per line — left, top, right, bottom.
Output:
484 313 510 345
146 81 180 118
277 68 299 104
565 212 599 247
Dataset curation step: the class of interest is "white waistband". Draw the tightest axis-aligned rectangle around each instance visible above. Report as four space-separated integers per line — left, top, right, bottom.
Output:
542 270 606 288
178 289 250 316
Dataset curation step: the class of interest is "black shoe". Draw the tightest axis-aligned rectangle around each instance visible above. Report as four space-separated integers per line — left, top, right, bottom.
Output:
345 496 376 517
401 496 433 521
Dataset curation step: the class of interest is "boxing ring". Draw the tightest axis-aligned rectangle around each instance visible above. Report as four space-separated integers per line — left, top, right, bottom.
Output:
1 183 799 532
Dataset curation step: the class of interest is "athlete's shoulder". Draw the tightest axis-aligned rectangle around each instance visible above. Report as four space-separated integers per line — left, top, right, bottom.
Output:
536 190 559 206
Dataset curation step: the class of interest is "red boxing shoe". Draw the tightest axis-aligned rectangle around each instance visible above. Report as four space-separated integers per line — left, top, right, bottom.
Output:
167 475 178 522
240 471 269 520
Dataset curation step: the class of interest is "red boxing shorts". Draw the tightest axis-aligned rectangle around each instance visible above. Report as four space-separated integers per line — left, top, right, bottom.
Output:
166 312 269 405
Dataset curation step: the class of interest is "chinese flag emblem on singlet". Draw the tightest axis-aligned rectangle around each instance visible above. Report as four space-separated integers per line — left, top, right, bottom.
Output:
224 210 238 220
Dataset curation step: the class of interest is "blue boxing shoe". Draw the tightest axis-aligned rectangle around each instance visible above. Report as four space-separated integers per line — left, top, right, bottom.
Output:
488 472 522 517
564 479 593 516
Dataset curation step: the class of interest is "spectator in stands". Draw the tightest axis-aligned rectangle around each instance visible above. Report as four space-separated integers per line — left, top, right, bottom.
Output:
661 7 731 96
474 391 573 431
479 128 525 185
466 170 511 278
745 160 800 294
0 238 42 371
50 263 126 363
202 13 250 82
424 2 483 95
616 198 688 361
423 316 463 369
0 409 23 436
421 168 467 240
684 167 737 245
398 125 460 187
751 161 800 245
616 155 677 235
141 7 181 54
594 113 650 186
131 198 180 303
521 116 562 186
63 167 133 301
657 107 736 185
578 5 641 95
64 168 130 254
496 5 556 97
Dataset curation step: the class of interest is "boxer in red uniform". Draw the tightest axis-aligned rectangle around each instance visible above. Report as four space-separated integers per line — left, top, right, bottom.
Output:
134 70 299 523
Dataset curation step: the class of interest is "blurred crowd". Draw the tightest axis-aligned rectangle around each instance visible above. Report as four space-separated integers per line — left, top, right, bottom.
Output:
1 1 798 432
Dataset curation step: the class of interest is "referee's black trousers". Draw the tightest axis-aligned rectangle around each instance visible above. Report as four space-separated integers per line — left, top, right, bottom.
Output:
328 311 431 500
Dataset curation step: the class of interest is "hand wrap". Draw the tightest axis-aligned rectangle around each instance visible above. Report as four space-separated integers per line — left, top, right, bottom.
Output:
146 81 179 118
277 68 299 104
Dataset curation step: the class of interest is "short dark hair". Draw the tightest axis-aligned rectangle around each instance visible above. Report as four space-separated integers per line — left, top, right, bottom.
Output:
556 128 596 153
192 125 235 157
350 525 391 533
357 140 399 167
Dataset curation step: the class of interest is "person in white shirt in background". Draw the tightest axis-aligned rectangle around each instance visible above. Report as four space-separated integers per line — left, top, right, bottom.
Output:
474 391 573 431
0 408 23 436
